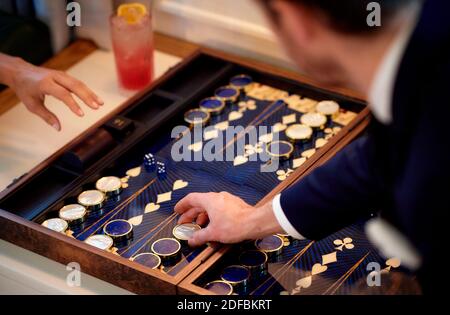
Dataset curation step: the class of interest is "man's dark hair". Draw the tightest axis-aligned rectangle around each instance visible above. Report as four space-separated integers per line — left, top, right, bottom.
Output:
261 0 419 34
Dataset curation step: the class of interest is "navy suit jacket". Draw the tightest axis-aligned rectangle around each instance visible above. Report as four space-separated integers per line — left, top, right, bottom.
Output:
280 0 448 293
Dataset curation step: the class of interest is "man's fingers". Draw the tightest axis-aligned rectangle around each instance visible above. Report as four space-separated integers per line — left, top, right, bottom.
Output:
196 212 209 226
175 192 217 215
188 227 213 247
44 83 84 117
178 207 204 224
25 99 61 131
54 73 103 109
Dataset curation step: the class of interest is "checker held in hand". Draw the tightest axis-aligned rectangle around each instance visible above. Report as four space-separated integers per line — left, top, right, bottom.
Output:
175 192 285 247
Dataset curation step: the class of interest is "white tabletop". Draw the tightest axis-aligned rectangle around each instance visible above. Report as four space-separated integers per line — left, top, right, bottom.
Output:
0 49 181 192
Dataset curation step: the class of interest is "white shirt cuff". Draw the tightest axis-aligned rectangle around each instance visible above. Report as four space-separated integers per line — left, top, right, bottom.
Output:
365 218 422 271
272 194 305 240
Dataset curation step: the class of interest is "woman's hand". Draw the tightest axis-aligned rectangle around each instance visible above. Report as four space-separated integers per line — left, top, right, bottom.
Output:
175 192 284 247
0 54 103 131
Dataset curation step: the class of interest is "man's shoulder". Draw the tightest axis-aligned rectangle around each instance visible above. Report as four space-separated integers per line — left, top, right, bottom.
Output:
401 0 450 76
393 0 450 120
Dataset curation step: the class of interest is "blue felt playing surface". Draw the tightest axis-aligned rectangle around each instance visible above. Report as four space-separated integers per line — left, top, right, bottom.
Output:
65 79 355 278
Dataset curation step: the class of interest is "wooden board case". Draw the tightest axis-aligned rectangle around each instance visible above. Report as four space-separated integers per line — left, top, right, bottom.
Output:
0 49 370 295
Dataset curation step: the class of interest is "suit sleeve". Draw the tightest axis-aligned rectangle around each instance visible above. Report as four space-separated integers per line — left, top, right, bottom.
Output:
278 133 384 240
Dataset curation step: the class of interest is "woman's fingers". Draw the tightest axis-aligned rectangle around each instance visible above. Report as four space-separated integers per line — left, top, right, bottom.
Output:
54 72 103 109
43 82 84 117
24 98 61 131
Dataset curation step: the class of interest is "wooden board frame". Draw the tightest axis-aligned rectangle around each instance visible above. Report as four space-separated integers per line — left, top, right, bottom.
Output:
0 47 370 295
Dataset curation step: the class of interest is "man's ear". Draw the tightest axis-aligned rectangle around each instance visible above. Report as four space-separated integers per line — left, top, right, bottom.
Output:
270 0 322 44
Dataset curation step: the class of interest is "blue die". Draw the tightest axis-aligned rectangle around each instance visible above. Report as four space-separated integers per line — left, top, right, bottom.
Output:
157 162 167 179
144 153 156 170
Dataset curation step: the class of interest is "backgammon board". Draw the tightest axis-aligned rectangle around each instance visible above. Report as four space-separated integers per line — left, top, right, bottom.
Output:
0 49 409 295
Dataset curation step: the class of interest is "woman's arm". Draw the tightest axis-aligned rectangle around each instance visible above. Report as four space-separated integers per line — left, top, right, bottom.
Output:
0 53 103 131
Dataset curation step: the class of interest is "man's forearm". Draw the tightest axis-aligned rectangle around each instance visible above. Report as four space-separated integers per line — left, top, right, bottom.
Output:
246 200 285 240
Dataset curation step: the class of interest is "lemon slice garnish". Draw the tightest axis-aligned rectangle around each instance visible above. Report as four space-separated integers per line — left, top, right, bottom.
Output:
117 3 148 24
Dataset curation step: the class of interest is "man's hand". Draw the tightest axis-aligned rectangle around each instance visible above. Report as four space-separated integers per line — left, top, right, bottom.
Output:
175 192 284 247
0 54 103 131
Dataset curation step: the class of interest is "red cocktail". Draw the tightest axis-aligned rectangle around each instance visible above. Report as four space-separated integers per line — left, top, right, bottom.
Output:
110 3 154 90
